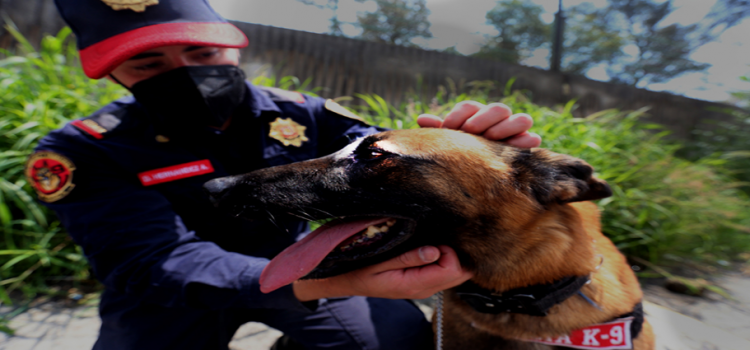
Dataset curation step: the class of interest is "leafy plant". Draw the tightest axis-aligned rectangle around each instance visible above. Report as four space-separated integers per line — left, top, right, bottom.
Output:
473 0 550 64
0 25 125 310
250 70 319 95
679 74 750 195
356 0 432 47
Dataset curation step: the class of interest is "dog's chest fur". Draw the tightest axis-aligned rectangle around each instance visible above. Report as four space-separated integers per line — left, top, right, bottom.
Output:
437 202 652 350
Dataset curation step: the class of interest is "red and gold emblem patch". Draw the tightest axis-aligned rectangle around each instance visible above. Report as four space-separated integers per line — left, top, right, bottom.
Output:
269 118 309 147
101 0 159 12
25 151 76 203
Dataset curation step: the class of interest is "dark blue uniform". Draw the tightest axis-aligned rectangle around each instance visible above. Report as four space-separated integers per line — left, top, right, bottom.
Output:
31 83 432 350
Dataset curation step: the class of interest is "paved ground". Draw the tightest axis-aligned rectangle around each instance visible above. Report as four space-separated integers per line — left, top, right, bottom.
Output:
642 272 750 345
0 302 284 350
2 272 750 350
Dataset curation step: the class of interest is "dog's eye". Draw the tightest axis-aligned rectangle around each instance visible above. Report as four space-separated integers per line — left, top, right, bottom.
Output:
362 150 384 160
355 148 387 161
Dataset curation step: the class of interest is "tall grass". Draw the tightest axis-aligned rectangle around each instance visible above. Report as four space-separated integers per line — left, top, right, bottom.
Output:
678 103 750 196
0 26 125 307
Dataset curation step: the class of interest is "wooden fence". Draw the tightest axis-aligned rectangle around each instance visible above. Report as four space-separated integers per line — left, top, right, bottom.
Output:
232 21 738 140
235 21 564 108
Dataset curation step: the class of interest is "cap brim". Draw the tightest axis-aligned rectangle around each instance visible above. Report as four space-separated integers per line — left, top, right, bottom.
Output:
79 22 248 79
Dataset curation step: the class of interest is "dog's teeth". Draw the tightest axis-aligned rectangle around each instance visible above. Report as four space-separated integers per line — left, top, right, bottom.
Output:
366 226 380 238
339 220 399 251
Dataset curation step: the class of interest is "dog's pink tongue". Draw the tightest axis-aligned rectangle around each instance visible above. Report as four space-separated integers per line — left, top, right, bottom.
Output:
260 217 390 293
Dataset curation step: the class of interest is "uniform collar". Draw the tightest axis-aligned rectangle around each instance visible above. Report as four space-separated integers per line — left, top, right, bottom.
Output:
246 83 282 117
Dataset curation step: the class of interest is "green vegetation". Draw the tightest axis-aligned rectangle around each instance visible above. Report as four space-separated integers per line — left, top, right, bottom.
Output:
679 74 750 195
356 0 432 47
2 30 750 331
0 26 125 311
472 0 551 64
297 0 432 45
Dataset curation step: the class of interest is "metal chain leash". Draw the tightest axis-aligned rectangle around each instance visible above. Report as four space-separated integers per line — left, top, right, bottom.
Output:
435 291 444 350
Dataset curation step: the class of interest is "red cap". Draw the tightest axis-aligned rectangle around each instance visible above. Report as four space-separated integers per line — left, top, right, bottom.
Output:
79 22 248 79
54 0 249 79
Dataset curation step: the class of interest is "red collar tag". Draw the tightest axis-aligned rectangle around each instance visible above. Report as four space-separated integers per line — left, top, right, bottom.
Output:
527 317 634 350
138 160 214 186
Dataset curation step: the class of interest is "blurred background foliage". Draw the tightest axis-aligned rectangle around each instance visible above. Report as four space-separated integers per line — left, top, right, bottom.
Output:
1 28 750 321
299 0 748 88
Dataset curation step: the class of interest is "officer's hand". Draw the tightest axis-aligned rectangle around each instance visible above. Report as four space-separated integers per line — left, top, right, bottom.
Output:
292 245 472 301
417 101 542 148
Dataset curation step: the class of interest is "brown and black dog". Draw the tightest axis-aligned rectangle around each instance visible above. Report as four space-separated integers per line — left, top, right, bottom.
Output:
204 128 655 350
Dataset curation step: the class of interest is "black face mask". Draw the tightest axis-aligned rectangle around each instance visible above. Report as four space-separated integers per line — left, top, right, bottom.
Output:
127 65 247 134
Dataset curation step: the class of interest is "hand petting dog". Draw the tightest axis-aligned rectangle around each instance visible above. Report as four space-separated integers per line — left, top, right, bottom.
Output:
293 101 539 302
418 101 542 148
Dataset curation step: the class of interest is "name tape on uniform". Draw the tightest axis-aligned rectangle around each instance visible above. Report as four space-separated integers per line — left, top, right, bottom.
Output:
527 317 634 350
138 160 214 186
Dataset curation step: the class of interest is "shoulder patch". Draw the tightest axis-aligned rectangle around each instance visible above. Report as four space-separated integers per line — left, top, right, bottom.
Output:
25 151 76 203
325 99 367 123
259 86 305 104
71 112 122 139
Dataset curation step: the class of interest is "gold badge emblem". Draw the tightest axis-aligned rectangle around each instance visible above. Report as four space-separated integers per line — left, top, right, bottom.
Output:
269 118 309 147
25 151 76 203
101 0 159 12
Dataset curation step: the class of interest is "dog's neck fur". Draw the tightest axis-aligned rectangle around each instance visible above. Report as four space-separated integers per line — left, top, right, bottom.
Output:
463 203 597 293
447 202 640 341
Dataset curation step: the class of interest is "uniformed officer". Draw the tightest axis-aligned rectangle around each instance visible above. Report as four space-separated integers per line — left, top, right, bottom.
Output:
26 0 542 349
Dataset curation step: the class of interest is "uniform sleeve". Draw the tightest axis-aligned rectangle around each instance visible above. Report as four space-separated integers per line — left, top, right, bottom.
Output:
308 98 386 156
36 129 314 312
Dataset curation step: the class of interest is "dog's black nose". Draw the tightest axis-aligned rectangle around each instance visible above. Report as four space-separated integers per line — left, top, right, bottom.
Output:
203 177 237 207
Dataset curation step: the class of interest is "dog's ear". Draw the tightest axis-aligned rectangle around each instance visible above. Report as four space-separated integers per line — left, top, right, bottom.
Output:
525 149 612 204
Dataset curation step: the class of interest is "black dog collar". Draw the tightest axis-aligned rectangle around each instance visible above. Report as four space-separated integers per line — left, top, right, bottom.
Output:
616 301 645 339
455 275 590 316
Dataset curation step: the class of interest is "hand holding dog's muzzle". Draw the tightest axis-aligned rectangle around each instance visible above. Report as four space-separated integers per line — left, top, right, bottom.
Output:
292 245 473 302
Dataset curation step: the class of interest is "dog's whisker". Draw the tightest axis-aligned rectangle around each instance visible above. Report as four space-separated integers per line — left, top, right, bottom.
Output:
301 209 323 221
265 210 280 229
310 207 335 218
299 209 314 221
287 211 314 222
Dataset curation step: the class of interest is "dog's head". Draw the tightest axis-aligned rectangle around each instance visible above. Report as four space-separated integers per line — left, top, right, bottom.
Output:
204 128 611 292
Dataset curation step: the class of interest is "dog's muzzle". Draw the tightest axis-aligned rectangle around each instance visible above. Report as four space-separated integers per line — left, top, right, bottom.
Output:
203 177 238 207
